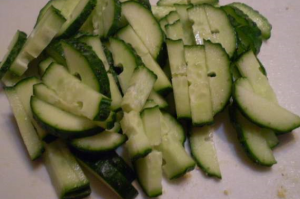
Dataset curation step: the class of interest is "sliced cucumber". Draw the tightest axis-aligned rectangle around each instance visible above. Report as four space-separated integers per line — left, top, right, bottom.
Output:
0 31 27 79
205 41 232 115
134 150 163 197
122 1 164 60
62 40 110 96
73 150 139 199
31 96 102 139
42 63 111 121
107 38 139 93
141 106 162 146
141 54 172 94
165 11 180 24
122 66 157 113
190 126 221 178
39 57 54 75
262 129 279 149
185 46 213 126
5 88 44 160
10 7 66 76
161 112 185 144
190 0 218 5
70 131 126 153
120 111 152 160
230 2 272 40
57 0 96 38
151 6 176 20
44 140 91 199
148 91 168 109
103 0 122 37
159 18 168 34
157 0 188 6
236 50 277 103
234 78 300 133
46 40 67 66
230 105 277 166
144 100 159 109
175 4 195 45
165 20 184 40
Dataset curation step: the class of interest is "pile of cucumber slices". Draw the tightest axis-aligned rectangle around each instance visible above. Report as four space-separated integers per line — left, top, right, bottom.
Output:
0 0 300 198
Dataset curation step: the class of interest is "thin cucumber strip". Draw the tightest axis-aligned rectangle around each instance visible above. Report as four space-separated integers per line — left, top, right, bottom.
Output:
5 88 44 160
120 111 152 161
175 4 195 45
185 46 213 126
165 20 184 40
190 0 218 5
141 106 162 146
70 131 127 153
157 0 188 6
39 57 54 76
230 105 277 166
190 126 221 178
46 40 67 66
122 66 157 113
122 1 164 60
165 11 180 24
102 0 122 37
10 7 66 76
134 150 163 197
42 63 111 121
261 129 279 149
205 41 232 115
0 31 27 79
31 96 102 139
230 2 272 39
234 78 300 133
44 140 91 199
148 91 168 109
151 6 176 20
72 150 139 199
143 100 159 109
159 18 168 34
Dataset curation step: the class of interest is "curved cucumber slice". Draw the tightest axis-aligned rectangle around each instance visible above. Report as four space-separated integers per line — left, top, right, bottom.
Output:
148 91 168 109
31 96 102 139
230 2 272 40
165 20 184 40
161 112 185 145
39 57 54 76
62 40 110 96
157 0 188 6
234 78 300 132
46 40 66 66
151 6 176 20
70 131 127 152
0 31 27 79
103 0 122 37
165 11 180 24
190 126 221 178
175 4 195 45
122 1 164 60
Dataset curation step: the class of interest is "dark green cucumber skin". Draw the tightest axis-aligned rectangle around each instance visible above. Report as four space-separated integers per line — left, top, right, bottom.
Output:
169 164 195 180
0 31 27 79
71 149 138 199
229 103 275 167
62 184 91 199
31 97 103 139
34 0 54 27
222 6 262 60
95 97 112 121
106 0 122 37
46 40 67 66
58 0 96 38
63 39 111 98
137 0 151 10
131 148 152 162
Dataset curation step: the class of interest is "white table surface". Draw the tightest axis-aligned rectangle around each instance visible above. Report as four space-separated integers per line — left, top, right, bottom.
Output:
1 0 300 198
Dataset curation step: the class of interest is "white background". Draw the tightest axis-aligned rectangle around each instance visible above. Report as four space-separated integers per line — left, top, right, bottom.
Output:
1 0 300 198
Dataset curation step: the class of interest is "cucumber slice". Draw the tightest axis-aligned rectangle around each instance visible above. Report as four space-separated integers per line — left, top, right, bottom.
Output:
151 6 176 20
10 7 66 76
261 129 279 149
160 134 195 179
122 1 164 60
42 63 111 121
236 50 277 103
70 131 127 153
73 150 139 199
159 18 168 34
46 40 66 66
185 46 213 126
107 38 139 93
57 0 96 38
141 54 172 95
165 20 184 40
44 140 91 199
39 57 54 75
205 41 232 115
33 83 115 130
62 40 110 96
190 126 221 178
165 11 180 24
122 66 157 113
234 78 300 132
0 31 27 79
120 111 152 160
230 2 272 40
175 4 195 45
230 105 277 166
103 0 122 37
190 0 218 5
148 91 168 109
134 150 163 197
31 96 102 139
157 0 188 6
5 88 44 160
141 106 162 146
161 112 185 144
144 100 159 109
